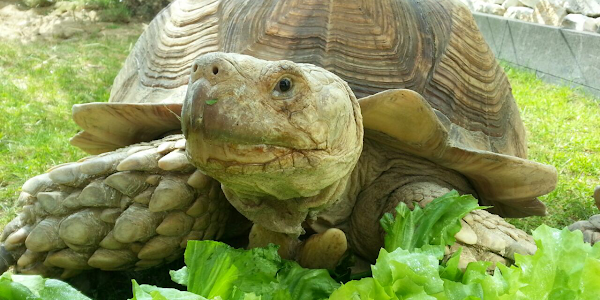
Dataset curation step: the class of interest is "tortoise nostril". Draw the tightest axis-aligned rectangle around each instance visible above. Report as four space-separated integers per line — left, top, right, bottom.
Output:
212 66 219 75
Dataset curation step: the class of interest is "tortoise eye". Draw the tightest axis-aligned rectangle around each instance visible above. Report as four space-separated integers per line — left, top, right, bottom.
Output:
275 78 292 93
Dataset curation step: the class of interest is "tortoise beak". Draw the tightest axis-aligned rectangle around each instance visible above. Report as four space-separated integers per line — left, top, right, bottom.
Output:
181 78 210 138
182 53 236 138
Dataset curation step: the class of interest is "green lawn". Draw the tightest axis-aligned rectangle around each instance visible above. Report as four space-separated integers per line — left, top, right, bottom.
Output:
504 65 600 231
0 33 599 234
0 33 139 225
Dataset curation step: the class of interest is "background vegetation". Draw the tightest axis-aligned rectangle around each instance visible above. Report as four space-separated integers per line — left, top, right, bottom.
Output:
20 0 170 21
504 65 600 231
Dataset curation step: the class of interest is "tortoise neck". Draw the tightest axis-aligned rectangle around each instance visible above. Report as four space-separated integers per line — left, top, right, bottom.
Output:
219 170 355 237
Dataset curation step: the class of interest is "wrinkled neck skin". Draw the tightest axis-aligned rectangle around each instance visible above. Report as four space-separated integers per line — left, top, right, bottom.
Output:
220 169 354 237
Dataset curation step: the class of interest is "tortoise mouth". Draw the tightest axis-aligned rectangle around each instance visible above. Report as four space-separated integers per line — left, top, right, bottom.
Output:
187 137 319 175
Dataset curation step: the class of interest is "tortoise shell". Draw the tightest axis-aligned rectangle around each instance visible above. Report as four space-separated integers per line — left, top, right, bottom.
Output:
109 0 525 158
73 0 556 218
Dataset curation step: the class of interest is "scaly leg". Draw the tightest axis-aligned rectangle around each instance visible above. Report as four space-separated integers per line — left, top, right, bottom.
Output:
0 135 248 278
350 181 536 269
248 224 348 270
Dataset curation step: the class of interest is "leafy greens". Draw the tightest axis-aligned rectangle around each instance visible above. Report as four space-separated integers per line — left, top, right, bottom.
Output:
2 191 600 300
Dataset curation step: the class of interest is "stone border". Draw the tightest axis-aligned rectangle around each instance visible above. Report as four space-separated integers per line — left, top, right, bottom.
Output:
472 12 600 98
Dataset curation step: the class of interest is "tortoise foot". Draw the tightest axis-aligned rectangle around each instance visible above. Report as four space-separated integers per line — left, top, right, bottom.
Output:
451 210 536 270
297 228 348 270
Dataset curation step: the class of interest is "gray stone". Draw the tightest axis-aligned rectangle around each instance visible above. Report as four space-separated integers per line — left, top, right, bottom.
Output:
505 6 535 21
589 214 600 229
503 0 522 8
560 29 600 90
569 220 595 232
457 0 475 10
583 230 594 243
533 0 568 26
475 2 507 15
563 0 600 17
562 13 600 32
520 0 541 8
483 0 505 4
473 12 600 97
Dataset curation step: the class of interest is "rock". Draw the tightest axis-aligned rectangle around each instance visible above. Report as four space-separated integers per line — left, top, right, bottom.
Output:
503 0 521 9
457 0 476 10
22 0 54 8
563 0 600 17
589 214 600 229
562 13 600 32
520 0 541 8
505 6 536 20
475 2 507 15
88 10 98 22
568 220 596 232
505 6 535 21
533 0 568 26
483 0 505 4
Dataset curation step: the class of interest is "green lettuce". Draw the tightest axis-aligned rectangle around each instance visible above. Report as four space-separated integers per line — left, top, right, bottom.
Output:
172 240 339 300
333 192 600 300
332 191 481 300
1 190 598 300
130 280 208 300
496 225 600 300
0 272 91 300
380 190 482 252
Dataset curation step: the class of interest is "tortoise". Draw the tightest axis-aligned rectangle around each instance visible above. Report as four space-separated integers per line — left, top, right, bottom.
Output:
0 0 558 278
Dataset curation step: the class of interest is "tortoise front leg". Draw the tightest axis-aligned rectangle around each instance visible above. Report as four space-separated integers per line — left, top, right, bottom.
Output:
248 224 348 270
350 181 536 269
0 135 244 278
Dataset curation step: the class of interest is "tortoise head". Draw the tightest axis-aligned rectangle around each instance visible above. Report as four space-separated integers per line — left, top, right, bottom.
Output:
182 52 363 235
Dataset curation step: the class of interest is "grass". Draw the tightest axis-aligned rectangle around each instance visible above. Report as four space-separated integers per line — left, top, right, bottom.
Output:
0 32 139 225
504 64 600 232
0 28 599 298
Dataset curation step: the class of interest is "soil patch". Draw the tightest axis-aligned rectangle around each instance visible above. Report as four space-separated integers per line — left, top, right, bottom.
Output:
0 0 144 43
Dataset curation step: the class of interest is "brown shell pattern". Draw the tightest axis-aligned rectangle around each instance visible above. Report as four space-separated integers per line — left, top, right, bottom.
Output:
109 0 527 159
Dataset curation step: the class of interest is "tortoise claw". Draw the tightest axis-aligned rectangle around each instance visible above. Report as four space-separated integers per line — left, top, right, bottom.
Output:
297 228 348 270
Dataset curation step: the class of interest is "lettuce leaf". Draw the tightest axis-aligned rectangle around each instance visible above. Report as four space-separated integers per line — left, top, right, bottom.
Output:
131 280 208 300
330 247 443 300
130 190 600 300
174 240 339 300
496 225 600 300
332 191 481 299
0 272 91 300
380 190 482 252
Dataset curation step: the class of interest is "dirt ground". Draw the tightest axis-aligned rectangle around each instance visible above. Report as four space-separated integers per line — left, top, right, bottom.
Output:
0 0 144 43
